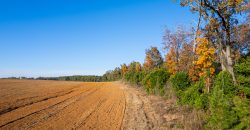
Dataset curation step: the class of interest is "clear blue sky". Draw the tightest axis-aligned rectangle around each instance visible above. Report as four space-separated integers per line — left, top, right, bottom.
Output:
0 0 196 77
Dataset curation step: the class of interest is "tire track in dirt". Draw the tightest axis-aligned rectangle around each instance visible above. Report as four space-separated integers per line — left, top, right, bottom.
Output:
120 83 165 130
74 98 108 129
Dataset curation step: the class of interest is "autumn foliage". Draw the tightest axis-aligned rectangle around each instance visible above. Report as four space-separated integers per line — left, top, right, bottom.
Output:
98 1 250 129
195 37 215 78
165 47 177 75
121 64 128 76
143 47 163 71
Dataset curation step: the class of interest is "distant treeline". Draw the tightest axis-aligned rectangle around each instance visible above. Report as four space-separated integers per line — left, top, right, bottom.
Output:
1 77 35 80
1 74 121 82
36 75 104 82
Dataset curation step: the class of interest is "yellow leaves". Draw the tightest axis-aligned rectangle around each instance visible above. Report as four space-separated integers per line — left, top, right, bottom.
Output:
135 62 142 72
195 37 216 77
228 0 244 6
188 65 199 81
121 64 128 76
228 0 247 12
165 47 177 75
143 54 152 70
210 68 215 75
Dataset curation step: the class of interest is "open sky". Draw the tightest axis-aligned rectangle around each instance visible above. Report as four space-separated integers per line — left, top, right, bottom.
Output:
0 0 197 77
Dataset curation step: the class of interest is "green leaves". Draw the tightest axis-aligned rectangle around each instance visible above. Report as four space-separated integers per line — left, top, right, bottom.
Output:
170 72 190 91
142 68 170 96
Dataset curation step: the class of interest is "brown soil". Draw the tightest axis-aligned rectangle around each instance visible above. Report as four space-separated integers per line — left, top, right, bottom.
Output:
0 80 125 130
0 80 184 130
121 84 181 130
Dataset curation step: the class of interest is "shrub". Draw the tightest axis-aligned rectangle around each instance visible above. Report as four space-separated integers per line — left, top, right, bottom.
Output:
179 79 208 109
206 71 238 130
124 72 133 83
170 72 190 94
124 71 146 85
142 68 170 96
232 96 250 130
233 55 250 129
235 55 250 97
214 71 236 96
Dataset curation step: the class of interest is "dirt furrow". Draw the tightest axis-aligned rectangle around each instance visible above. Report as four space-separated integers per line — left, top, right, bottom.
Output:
0 80 170 130
0 89 75 115
0 87 95 128
75 84 125 130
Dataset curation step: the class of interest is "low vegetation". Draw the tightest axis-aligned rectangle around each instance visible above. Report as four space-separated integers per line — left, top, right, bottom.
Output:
3 1 249 129
101 1 250 129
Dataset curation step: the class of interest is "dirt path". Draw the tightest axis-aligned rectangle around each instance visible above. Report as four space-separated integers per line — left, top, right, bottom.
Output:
121 83 169 130
0 80 174 130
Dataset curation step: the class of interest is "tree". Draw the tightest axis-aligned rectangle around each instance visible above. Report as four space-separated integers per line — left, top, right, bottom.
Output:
142 68 170 95
143 47 163 71
165 47 177 75
234 22 250 54
121 64 128 77
124 61 144 85
181 0 249 84
163 27 192 75
179 42 194 72
195 37 216 92
128 61 137 72
163 27 189 68
135 62 142 72
112 67 122 80
207 71 237 129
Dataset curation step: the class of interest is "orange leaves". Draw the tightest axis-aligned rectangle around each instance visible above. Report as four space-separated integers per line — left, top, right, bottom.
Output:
164 36 215 83
165 47 177 75
143 54 153 71
188 65 199 81
135 62 142 72
121 64 128 76
228 0 243 5
179 43 193 72
143 47 163 71
195 37 216 78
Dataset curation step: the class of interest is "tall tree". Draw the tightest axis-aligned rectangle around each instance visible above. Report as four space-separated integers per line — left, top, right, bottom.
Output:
165 47 178 74
179 42 194 72
121 64 128 77
181 0 249 83
135 62 142 72
143 47 163 71
195 37 216 92
163 27 189 68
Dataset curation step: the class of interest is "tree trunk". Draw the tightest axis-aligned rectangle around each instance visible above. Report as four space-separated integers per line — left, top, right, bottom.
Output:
218 40 226 71
206 77 211 93
220 52 226 71
193 1 202 52
175 46 179 72
225 45 237 84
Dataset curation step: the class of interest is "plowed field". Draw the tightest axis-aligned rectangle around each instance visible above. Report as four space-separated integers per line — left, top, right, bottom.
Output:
0 80 125 130
0 80 170 130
